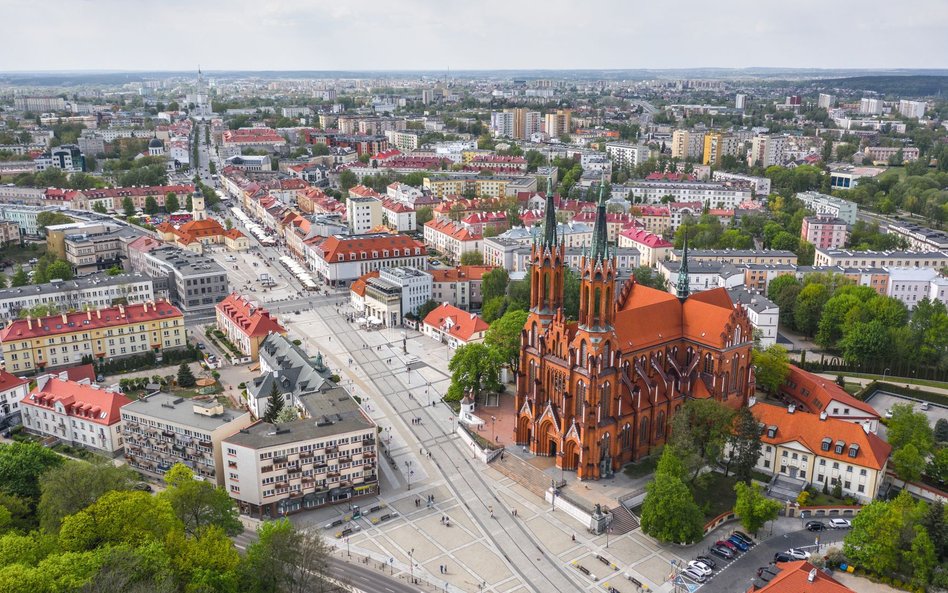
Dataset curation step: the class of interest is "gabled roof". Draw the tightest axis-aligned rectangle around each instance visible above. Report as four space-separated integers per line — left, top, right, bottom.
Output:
349 271 380 297
429 265 496 283
216 293 287 339
751 402 891 471
423 303 489 342
749 561 854 593
0 301 182 342
619 228 673 248
0 369 28 394
23 376 131 426
780 365 879 419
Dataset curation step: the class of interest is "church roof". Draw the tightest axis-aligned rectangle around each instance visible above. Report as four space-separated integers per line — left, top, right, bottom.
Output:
614 284 737 350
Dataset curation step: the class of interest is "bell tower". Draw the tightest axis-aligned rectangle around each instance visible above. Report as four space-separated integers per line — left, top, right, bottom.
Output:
529 193 564 326
577 182 617 332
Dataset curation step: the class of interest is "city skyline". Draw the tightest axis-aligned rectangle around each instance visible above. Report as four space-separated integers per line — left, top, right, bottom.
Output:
3 0 947 72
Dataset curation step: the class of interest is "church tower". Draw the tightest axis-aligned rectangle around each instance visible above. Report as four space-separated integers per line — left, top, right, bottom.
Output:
529 193 565 326
191 189 207 222
577 182 617 332
676 231 690 300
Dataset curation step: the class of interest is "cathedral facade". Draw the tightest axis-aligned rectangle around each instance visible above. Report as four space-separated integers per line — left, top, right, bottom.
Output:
514 190 755 480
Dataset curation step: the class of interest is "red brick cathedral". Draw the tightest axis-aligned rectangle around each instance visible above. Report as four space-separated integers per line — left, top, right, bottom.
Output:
514 190 755 480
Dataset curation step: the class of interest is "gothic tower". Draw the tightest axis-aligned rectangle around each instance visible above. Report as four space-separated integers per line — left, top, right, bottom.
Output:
529 193 565 326
676 231 690 300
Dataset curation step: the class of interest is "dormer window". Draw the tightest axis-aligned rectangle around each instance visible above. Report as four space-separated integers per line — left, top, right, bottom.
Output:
821 437 832 451
835 440 845 455
848 444 859 458
766 426 777 438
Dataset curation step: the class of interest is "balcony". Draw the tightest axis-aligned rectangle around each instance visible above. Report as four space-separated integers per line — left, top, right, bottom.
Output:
261 465 273 473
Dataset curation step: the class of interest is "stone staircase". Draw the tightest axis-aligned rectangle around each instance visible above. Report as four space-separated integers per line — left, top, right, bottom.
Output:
768 475 807 502
492 453 556 499
608 503 640 534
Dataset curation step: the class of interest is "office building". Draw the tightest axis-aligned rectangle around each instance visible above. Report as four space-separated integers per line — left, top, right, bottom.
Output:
138 247 230 316
307 233 426 286
0 273 155 321
734 94 746 109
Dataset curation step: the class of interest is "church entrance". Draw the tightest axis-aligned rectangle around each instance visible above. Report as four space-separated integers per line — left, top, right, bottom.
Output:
548 440 557 458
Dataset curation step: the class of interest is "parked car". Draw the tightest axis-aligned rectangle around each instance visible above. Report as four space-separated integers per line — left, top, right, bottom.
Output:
785 548 811 561
805 520 826 531
681 567 707 583
688 561 713 576
695 555 717 569
727 535 749 551
774 552 792 563
920 402 931 411
730 532 754 547
733 530 755 545
711 546 734 559
885 409 893 418
829 518 852 529
716 539 739 552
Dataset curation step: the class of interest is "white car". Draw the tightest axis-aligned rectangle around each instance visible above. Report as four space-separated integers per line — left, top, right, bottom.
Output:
687 561 713 576
885 409 894 418
681 567 707 583
829 518 851 529
785 548 811 560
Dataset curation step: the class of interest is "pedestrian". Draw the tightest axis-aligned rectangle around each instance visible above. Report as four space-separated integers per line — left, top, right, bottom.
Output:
571 534 575 542
489 505 494 518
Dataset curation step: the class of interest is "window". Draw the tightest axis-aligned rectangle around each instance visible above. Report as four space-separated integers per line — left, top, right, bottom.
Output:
860 468 867 476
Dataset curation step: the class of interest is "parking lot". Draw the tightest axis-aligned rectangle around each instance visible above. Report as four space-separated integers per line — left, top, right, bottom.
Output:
865 390 948 441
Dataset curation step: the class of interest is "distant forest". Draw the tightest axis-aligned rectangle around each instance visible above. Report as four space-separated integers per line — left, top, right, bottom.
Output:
810 75 948 97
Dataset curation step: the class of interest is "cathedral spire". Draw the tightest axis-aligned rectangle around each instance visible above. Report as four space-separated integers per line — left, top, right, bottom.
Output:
676 231 690 299
590 179 608 262
541 192 557 250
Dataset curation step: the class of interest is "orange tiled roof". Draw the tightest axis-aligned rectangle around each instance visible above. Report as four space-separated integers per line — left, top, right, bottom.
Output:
215 293 286 339
749 561 854 593
317 234 425 262
423 303 489 343
23 377 132 426
349 271 380 298
0 301 182 342
781 366 879 419
424 219 481 241
0 369 28 393
751 402 891 471
429 266 496 282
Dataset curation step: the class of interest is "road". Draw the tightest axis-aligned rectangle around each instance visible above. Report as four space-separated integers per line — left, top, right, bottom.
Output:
329 557 423 593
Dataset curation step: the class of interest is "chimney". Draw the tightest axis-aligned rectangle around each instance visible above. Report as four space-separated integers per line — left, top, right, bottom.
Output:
808 568 817 583
26 317 32 330
118 304 125 316
62 313 68 324
87 310 92 321
819 411 827 421
96 309 101 319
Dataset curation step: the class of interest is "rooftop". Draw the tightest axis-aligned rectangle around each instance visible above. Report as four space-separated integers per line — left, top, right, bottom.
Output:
0 272 152 301
122 392 251 432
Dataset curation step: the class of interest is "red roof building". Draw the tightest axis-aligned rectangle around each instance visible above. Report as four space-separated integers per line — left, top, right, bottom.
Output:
617 228 674 266
215 293 287 360
309 234 426 285
0 369 30 426
779 365 880 431
422 303 490 348
21 374 132 455
747 561 855 593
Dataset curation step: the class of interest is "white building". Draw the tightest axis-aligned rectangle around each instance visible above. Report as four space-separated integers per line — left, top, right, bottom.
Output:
380 198 416 232
605 142 652 169
0 273 155 321
796 191 858 225
0 370 29 429
897 100 927 119
626 180 751 209
818 94 835 109
423 219 481 264
308 234 427 286
20 374 131 456
727 287 779 347
364 266 433 326
859 98 884 115
345 196 383 235
887 267 943 310
712 171 772 196
747 134 787 167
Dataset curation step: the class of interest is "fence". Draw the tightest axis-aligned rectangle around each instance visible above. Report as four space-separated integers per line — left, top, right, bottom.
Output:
801 355 948 384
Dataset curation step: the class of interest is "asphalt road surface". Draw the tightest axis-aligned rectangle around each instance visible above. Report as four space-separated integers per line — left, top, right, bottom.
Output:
329 557 423 593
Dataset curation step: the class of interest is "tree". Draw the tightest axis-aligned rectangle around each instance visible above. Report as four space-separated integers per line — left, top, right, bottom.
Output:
844 499 903 575
164 192 179 213
224 218 233 230
632 266 668 291
242 519 332 593
35 211 74 232
37 460 138 533
485 309 529 374
176 363 196 388
935 419 948 443
262 383 286 423
481 268 509 304
888 403 934 455
839 319 890 364
459 251 483 265
910 525 937 588
415 206 433 228
733 481 782 535
752 345 790 395
816 293 862 349
9 266 27 287
506 276 531 312
920 500 948 560
728 407 763 482
92 202 107 214
892 444 926 483
416 300 438 320
0 442 63 503
562 267 580 320
338 170 357 194
670 399 735 481
275 407 299 424
794 283 830 337
59 491 179 552
446 343 502 402
45 259 73 281
640 449 704 543
144 196 159 215
122 196 136 218
167 525 240 593
480 296 506 323
159 463 242 537
106 265 123 276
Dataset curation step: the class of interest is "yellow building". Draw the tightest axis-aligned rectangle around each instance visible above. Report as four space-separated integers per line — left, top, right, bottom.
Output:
0 301 185 372
702 132 723 165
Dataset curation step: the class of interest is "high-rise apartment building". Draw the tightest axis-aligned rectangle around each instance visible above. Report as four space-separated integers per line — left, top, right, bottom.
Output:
818 93 835 109
897 100 927 119
702 133 742 166
734 94 746 109
747 135 787 168
544 110 572 138
671 130 704 160
859 98 884 115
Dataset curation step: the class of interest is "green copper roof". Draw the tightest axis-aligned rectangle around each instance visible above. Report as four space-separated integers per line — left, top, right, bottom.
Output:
541 193 557 250
676 231 690 299
590 181 608 263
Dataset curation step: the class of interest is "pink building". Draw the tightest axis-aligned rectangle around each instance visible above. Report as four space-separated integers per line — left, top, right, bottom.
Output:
801 214 848 249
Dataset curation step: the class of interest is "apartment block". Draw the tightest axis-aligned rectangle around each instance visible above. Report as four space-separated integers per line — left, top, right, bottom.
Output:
801 214 848 249
605 142 652 169
0 273 155 321
796 191 858 225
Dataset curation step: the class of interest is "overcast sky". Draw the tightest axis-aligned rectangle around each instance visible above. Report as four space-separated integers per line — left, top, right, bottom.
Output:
3 0 947 72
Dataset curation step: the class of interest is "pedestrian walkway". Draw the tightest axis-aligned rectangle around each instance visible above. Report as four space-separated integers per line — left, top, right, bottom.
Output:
492 452 551 498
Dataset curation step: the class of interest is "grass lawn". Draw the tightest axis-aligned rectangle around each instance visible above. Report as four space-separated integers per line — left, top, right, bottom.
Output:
843 382 863 395
623 454 659 479
840 372 948 391
0 243 47 267
804 490 854 506
691 472 739 521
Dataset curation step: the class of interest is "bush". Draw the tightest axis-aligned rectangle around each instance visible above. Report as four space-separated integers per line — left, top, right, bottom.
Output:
292 339 302 346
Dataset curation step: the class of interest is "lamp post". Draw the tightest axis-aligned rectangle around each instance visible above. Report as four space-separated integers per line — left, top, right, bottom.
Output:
409 548 415 584
405 460 413 491
883 368 891 382
491 415 496 443
606 526 612 548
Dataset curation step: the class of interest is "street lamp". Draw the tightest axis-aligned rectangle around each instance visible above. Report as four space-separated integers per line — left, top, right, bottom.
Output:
491 416 496 443
883 368 891 382
409 548 415 584
405 460 413 491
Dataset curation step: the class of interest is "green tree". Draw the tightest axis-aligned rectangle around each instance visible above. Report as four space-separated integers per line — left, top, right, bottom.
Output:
670 399 735 481
446 343 502 402
338 170 358 194
416 299 438 320
733 481 782 535
415 206 434 228
37 460 138 533
485 309 529 374
262 383 285 423
106 265 123 276
164 192 180 213
840 319 890 364
506 275 531 313
752 345 790 395
910 525 937 588
480 296 506 323
920 500 948 560
122 196 136 218
631 266 668 291
9 266 27 288
59 490 179 552
0 442 63 503
459 251 484 265
888 403 934 455
844 499 903 575
144 195 159 215
640 449 704 543
45 259 73 281
481 268 509 304
816 293 862 349
224 218 233 230
160 463 242 537
92 202 107 214
892 443 926 483
935 419 948 443
728 406 763 483
768 275 802 328
241 518 332 593
794 283 830 337
176 363 196 388
35 211 74 232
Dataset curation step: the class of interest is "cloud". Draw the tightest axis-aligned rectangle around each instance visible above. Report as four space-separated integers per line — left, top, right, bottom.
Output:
1 0 946 71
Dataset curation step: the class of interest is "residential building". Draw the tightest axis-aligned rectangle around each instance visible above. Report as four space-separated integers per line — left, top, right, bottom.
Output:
14 96 66 111
121 393 253 484
813 248 948 269
423 175 535 199
0 370 29 430
544 109 572 137
859 98 884 115
658 260 745 293
779 365 881 433
747 134 787 167
897 99 927 119
617 228 672 267
864 145 919 163
423 219 481 263
749 401 889 502
801 214 848 249
221 127 287 153
0 300 185 373
429 265 494 310
510 245 640 276
0 204 45 237
247 334 334 419
215 293 288 360
308 234 426 286
385 129 421 151
73 184 195 212
346 189 383 234
380 198 416 232
747 561 857 593
727 287 779 347
669 249 798 265
711 171 772 196
0 273 155 320
818 93 836 109
796 191 858 225
626 180 751 209
887 268 943 310
138 247 230 315
671 129 704 160
222 387 378 518
605 142 652 169
887 222 948 252
702 132 742 165
363 267 432 326
422 303 489 349
20 374 131 456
